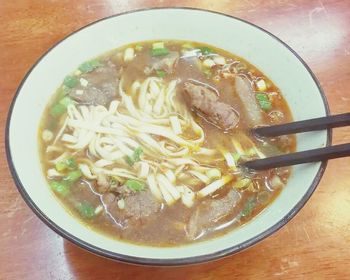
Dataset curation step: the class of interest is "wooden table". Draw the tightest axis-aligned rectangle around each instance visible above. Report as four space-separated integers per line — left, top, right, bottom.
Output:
1 0 350 279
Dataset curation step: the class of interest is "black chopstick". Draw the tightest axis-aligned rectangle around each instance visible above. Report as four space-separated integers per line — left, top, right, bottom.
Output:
253 112 350 137
243 143 350 170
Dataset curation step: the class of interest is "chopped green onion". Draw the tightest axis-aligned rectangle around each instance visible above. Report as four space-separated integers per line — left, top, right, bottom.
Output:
59 96 73 107
256 93 272 111
246 148 257 157
202 68 212 78
63 86 71 94
108 176 118 185
205 168 221 180
55 157 77 172
124 156 134 166
241 197 256 217
156 70 166 78
78 60 103 73
133 147 143 161
152 42 165 49
77 202 95 219
125 179 145 192
65 158 77 169
50 95 74 118
151 48 169 57
63 75 78 88
135 45 143 52
234 178 251 189
232 152 241 162
50 181 69 196
64 170 82 184
50 103 66 118
124 147 143 166
57 86 71 98
199 46 213 55
55 161 66 172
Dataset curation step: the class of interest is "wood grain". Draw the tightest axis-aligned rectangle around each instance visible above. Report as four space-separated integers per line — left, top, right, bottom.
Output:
1 0 350 279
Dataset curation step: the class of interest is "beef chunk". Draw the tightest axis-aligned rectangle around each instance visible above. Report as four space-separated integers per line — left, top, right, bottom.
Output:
101 189 161 226
69 64 119 106
186 189 241 240
183 82 239 129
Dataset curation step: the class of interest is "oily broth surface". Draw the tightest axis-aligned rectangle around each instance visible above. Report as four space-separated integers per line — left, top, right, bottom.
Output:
39 40 295 246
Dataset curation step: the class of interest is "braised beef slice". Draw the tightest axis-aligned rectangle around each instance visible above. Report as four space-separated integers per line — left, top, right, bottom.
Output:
101 189 161 226
149 51 179 74
235 76 263 126
186 189 241 240
183 82 239 129
69 64 119 106
67 180 101 208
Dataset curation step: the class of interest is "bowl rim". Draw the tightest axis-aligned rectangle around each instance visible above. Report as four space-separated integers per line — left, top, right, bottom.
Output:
5 7 331 266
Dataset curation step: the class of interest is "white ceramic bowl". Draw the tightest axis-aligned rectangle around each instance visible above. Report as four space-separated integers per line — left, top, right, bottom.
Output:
6 8 330 265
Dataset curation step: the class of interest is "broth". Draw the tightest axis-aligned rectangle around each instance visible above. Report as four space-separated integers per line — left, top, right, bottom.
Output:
39 40 295 246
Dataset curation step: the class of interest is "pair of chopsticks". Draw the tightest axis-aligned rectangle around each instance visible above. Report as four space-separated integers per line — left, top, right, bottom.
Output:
243 113 350 170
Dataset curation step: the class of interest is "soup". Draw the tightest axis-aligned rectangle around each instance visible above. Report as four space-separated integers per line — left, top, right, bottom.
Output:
39 41 295 246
